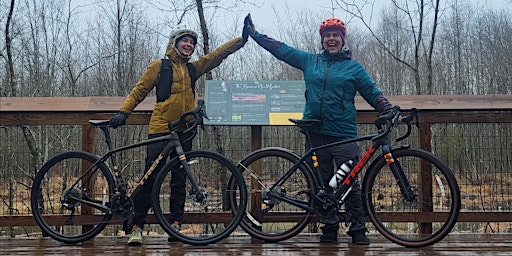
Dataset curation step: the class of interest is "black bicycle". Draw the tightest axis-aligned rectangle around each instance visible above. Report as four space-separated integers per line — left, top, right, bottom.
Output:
229 106 460 248
30 100 247 246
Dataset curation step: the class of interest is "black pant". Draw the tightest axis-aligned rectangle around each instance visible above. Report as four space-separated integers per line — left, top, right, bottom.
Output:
130 132 193 229
306 134 366 234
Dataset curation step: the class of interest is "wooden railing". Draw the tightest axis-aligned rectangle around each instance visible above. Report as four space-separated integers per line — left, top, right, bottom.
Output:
1 95 512 227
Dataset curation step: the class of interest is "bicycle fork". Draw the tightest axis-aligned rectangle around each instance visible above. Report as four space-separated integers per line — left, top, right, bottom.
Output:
382 145 416 202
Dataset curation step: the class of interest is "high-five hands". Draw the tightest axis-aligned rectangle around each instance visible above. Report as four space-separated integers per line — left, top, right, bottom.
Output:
242 14 255 43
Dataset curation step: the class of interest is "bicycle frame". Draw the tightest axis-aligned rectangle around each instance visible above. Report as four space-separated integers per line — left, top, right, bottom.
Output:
263 115 415 215
63 121 198 216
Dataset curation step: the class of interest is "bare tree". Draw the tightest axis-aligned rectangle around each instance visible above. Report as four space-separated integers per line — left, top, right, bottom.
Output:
336 0 441 95
5 0 15 97
4 0 16 238
4 0 43 168
59 0 104 96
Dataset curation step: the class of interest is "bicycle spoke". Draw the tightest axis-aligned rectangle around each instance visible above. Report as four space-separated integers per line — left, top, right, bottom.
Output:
153 150 246 246
363 148 460 247
31 152 114 243
237 148 316 242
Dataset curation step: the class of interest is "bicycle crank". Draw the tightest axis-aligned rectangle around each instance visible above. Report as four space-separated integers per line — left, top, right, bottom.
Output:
299 189 338 216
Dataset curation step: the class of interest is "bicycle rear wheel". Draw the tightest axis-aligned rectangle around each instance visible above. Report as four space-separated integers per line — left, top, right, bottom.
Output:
31 151 115 243
152 150 247 246
362 147 461 248
233 147 317 242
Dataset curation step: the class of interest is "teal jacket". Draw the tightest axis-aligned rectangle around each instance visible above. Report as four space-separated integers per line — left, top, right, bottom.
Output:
253 31 390 138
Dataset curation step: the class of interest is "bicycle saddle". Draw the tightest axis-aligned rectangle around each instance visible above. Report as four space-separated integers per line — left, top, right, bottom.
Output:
88 120 110 127
288 118 321 127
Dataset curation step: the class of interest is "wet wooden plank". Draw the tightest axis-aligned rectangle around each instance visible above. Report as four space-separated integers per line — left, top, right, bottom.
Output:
4 212 512 227
2 95 512 126
0 97 154 112
1 234 512 255
3 95 512 112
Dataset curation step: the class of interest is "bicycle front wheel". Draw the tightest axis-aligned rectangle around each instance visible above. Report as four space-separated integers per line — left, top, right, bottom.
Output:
152 150 247 246
31 151 115 244
362 147 461 248
233 147 317 242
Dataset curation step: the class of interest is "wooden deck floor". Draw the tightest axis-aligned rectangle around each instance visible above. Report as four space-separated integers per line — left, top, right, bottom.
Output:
1 233 511 255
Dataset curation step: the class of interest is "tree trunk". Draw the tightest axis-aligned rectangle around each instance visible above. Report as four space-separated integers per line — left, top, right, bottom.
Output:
195 0 224 154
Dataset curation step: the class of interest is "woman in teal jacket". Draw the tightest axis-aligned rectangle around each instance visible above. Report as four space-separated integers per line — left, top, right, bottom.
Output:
245 15 392 245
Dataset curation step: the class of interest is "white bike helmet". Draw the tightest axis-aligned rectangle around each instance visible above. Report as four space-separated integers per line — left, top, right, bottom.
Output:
169 24 198 47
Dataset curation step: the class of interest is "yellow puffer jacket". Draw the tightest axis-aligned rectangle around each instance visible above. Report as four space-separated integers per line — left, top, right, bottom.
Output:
119 37 245 134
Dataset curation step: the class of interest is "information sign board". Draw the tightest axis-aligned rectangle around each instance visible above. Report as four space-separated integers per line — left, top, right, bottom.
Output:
204 80 305 125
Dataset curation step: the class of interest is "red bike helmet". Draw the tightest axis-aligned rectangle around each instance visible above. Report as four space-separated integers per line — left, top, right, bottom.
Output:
319 18 347 37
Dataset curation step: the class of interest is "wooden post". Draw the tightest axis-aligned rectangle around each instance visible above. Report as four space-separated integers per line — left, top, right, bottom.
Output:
82 124 96 153
250 126 263 239
81 124 96 233
418 122 433 234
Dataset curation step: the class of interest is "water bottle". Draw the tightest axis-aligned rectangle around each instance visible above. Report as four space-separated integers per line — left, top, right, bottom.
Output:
329 160 354 189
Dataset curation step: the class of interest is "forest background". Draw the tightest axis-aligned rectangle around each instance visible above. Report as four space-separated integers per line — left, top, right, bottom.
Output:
1 0 512 236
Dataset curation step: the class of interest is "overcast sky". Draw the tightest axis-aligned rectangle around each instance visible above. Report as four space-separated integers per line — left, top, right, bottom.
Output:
69 0 511 39
66 0 511 56
239 0 511 30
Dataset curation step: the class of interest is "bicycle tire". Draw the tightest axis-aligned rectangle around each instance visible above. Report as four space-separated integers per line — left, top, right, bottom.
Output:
31 151 115 244
362 147 461 248
233 147 317 242
152 150 247 246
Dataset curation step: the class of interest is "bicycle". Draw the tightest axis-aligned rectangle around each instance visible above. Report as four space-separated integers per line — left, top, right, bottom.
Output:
229 106 460 248
30 100 247 246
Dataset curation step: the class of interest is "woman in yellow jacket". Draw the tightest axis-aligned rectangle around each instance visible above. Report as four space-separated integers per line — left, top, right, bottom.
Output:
110 20 251 245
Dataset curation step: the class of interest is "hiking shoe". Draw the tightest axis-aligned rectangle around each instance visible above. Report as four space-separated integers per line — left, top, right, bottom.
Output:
127 225 143 246
320 232 338 243
319 224 339 243
167 221 181 242
351 230 370 245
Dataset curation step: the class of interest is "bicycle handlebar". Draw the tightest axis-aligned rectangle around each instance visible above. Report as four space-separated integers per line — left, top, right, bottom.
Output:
374 106 419 142
168 100 208 134
397 108 419 141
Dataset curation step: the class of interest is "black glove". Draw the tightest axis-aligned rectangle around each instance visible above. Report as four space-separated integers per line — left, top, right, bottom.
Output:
242 13 255 43
109 111 128 128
